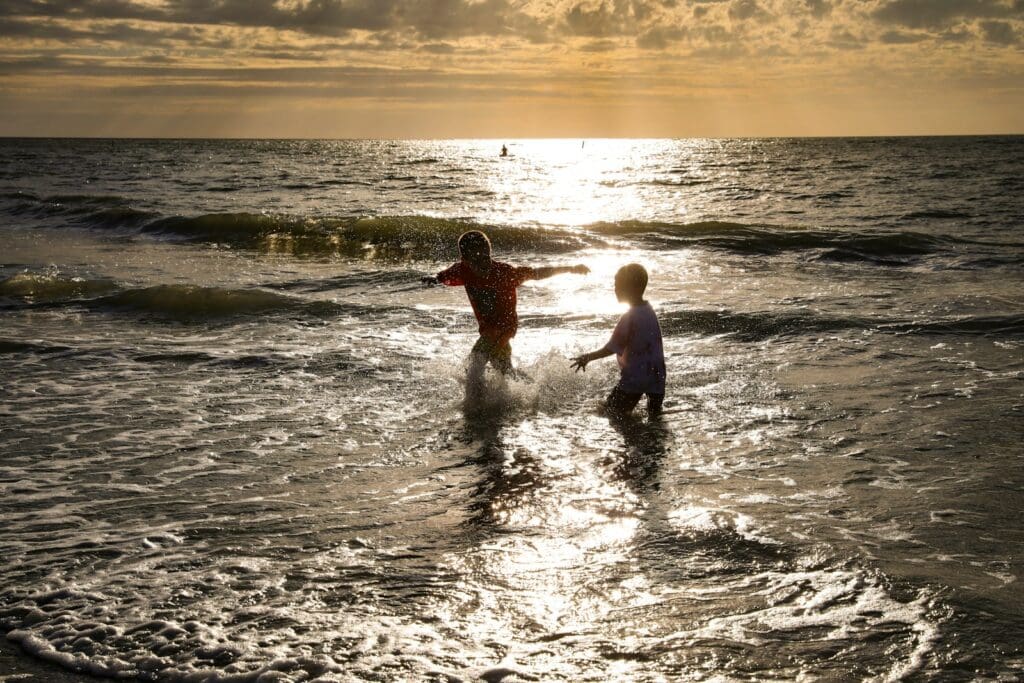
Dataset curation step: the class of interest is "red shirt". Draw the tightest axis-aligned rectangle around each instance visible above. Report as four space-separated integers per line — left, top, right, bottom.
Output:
437 260 536 344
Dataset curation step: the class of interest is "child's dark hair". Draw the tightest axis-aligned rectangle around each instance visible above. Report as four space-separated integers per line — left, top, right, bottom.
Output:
458 230 491 257
616 263 648 295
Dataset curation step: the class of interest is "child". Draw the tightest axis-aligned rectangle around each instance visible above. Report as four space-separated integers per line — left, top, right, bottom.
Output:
423 230 589 382
571 263 666 415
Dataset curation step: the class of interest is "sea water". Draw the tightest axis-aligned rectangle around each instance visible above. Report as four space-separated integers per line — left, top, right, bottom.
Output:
0 137 1022 681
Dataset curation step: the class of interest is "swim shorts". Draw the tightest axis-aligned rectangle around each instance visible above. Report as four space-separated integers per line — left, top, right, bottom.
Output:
471 335 513 374
606 384 664 415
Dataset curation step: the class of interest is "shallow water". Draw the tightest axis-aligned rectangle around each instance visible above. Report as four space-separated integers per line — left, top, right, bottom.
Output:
1 137 1023 681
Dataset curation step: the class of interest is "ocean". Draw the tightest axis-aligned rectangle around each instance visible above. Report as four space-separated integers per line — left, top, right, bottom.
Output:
0 137 1022 682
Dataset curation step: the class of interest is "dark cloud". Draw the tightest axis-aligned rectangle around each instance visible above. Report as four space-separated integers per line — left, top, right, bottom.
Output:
872 0 1022 30
829 28 866 49
980 18 1018 42
879 29 929 43
0 16 239 48
564 2 625 37
0 0 541 40
419 42 457 53
252 50 329 61
581 38 620 50
3 55 375 83
804 0 832 19
2 0 165 21
0 16 85 40
4 0 1021 66
0 54 71 75
401 0 524 40
560 1 675 38
0 54 656 103
636 25 687 48
938 27 974 41
728 0 770 22
154 0 394 35
138 53 177 64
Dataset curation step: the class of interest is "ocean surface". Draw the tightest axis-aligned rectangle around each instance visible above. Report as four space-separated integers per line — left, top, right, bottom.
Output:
0 137 1022 682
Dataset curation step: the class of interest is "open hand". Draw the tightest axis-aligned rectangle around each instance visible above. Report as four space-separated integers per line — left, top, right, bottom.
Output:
421 275 439 286
570 355 589 372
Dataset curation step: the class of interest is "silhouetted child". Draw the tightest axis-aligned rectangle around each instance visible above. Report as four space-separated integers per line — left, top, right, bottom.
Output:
571 263 666 415
424 230 588 384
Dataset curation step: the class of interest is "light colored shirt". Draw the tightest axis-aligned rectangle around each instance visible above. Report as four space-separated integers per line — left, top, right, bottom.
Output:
607 301 666 394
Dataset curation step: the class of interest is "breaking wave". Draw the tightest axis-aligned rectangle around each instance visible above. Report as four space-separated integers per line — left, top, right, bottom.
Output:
0 272 119 302
90 285 371 320
2 192 1018 266
587 220 991 263
142 213 591 258
2 192 157 227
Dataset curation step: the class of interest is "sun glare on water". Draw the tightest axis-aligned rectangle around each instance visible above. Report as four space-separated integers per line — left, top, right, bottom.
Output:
481 139 656 229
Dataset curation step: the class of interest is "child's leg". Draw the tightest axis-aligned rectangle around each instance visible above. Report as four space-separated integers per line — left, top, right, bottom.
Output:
605 385 642 414
646 393 664 415
468 336 516 383
490 341 514 376
468 337 491 386
471 337 514 374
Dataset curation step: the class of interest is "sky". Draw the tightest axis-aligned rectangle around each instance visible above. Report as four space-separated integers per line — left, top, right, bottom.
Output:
1 0 1023 138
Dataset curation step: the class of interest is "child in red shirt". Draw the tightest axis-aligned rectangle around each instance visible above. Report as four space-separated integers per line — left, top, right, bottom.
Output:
424 230 588 382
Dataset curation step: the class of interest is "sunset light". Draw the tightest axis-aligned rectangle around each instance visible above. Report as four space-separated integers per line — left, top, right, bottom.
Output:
2 0 1022 137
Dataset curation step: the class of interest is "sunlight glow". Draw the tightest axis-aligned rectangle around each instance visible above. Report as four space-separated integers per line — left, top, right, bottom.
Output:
481 140 652 229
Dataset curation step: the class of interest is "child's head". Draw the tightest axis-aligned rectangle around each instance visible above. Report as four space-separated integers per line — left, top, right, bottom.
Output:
614 263 648 303
458 230 492 270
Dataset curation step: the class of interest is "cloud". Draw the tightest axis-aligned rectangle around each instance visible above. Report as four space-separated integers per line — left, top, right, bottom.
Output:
419 42 457 54
728 0 770 22
804 0 832 19
0 16 244 49
563 2 628 37
580 38 620 50
0 0 540 39
879 29 929 43
3 0 1023 135
829 27 866 49
636 25 687 48
872 0 1022 30
980 18 1019 42
938 26 975 41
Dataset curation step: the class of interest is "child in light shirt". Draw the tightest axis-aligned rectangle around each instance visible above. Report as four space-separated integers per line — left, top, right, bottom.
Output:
571 263 666 415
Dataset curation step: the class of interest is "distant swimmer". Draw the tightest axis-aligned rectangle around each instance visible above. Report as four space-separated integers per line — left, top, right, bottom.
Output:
500 144 508 157
422 230 588 388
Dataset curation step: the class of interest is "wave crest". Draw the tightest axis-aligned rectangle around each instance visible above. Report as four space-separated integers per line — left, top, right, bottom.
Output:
2 191 1013 267
588 220 967 262
0 272 119 302
143 213 591 258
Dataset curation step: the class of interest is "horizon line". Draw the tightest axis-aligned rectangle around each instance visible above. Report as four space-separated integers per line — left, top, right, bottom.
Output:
2 133 1023 141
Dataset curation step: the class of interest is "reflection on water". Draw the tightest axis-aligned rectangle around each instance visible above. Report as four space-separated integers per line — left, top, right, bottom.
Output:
606 411 672 493
2 137 1023 680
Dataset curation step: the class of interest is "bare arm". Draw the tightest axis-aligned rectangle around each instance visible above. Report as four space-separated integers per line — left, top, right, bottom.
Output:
531 264 589 280
423 263 463 287
571 345 614 372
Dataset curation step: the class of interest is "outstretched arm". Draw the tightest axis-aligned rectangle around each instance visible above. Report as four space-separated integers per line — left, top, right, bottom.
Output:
571 345 614 372
423 264 464 287
531 264 589 280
